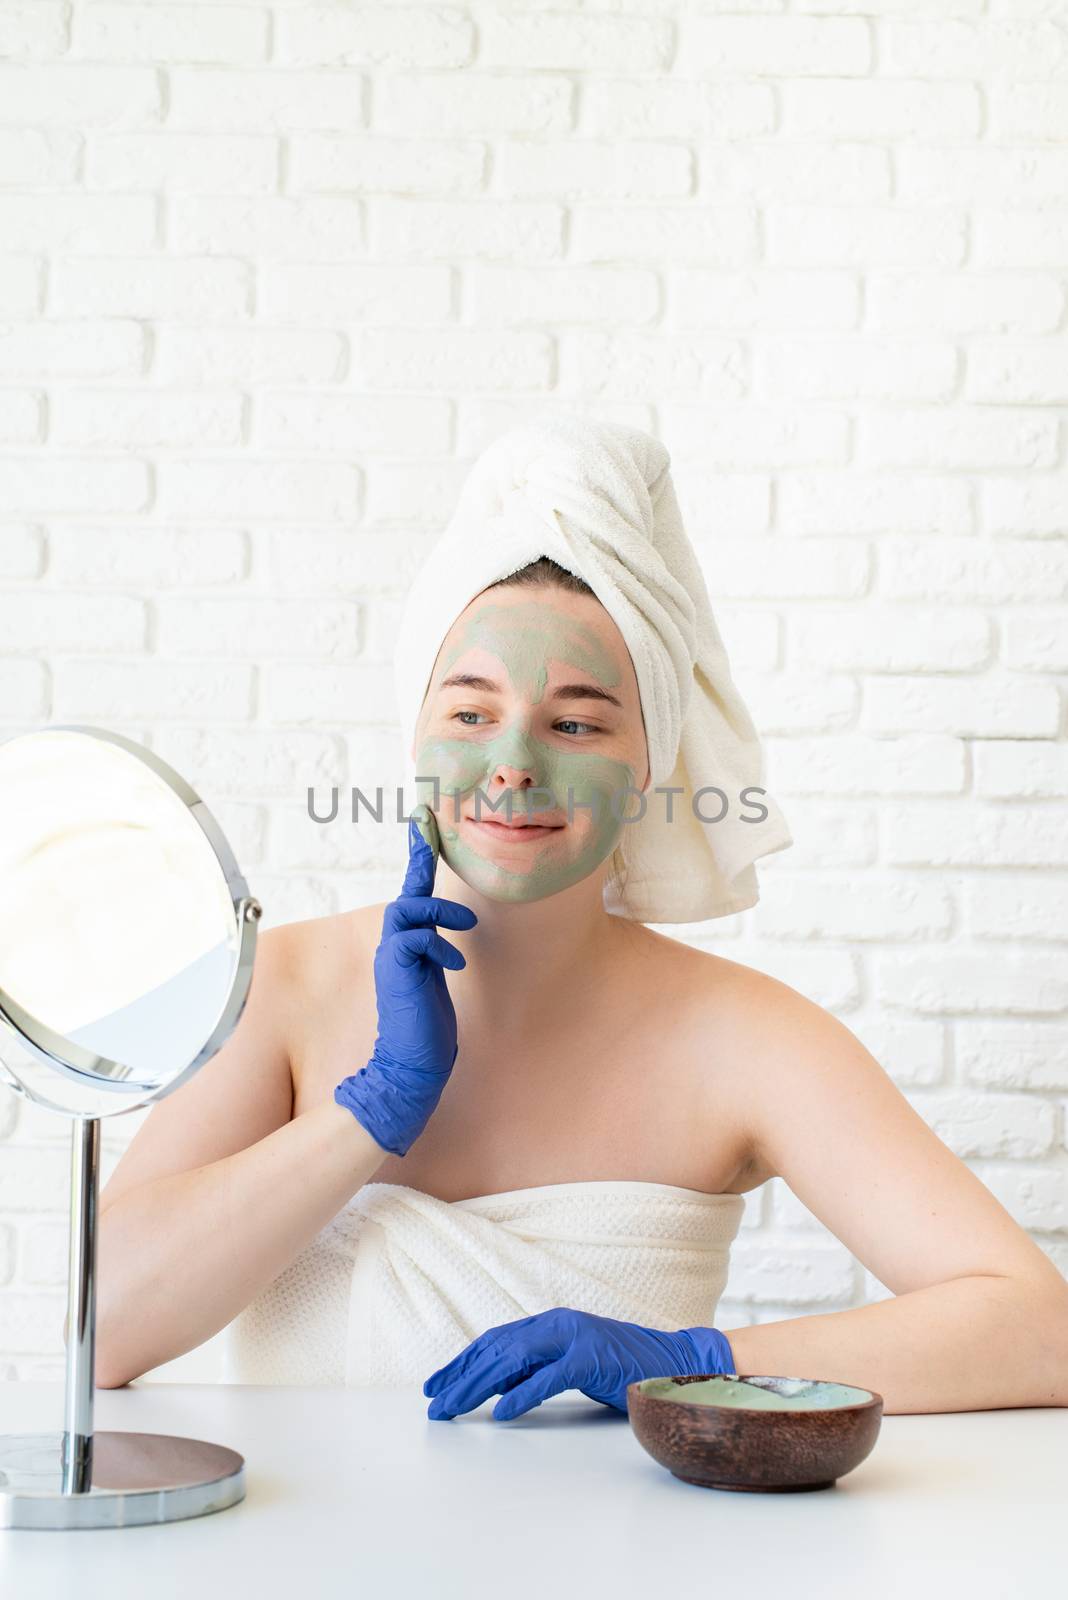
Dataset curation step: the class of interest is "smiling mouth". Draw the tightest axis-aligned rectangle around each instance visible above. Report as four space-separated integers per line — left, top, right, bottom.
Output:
463 816 565 840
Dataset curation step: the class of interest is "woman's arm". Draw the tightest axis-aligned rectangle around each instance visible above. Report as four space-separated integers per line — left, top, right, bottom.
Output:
95 1099 387 1387
713 974 1068 1414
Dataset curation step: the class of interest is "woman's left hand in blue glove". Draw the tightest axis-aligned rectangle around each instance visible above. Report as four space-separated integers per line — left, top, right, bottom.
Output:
423 1307 737 1421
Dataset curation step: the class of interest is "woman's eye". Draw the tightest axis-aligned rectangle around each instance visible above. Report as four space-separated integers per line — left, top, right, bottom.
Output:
453 710 487 726
556 719 598 736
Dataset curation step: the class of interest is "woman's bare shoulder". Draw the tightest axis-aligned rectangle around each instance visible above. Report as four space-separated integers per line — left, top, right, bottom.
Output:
279 902 387 985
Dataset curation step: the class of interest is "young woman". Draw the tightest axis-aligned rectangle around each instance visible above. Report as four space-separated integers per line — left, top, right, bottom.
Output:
95 427 1068 1418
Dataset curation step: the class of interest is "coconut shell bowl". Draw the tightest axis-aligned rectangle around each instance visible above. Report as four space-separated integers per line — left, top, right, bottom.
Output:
627 1374 884 1494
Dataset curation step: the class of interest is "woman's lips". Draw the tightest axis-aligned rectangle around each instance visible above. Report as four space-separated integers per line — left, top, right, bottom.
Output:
463 816 564 843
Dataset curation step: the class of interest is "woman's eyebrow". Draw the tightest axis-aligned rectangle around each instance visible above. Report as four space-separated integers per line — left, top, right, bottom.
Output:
438 672 623 709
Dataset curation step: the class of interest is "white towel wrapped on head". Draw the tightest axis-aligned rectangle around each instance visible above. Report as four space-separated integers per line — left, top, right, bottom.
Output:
393 412 792 923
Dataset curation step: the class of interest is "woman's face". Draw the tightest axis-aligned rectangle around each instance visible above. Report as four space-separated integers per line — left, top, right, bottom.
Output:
411 584 650 904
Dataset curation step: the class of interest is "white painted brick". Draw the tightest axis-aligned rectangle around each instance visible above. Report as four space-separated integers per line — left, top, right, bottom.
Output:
0 255 40 314
990 81 1068 140
279 5 472 69
0 657 48 719
0 127 80 185
0 319 143 377
880 18 1068 81
372 198 562 262
768 206 966 269
271 797 394 873
582 78 773 141
728 1238 857 1305
0 1143 67 1211
0 193 156 250
483 10 671 72
0 525 44 579
673 471 771 538
374 74 573 138
963 875 1068 943
155 595 358 658
157 459 360 520
0 1294 64 1355
702 142 889 205
155 326 344 384
754 872 954 943
851 1016 947 1088
171 195 364 257
973 740 1068 800
0 1224 12 1287
967 341 1068 405
454 398 655 458
715 608 780 672
966 1164 1067 1233
859 666 1053 738
0 2 67 57
900 147 1068 207
168 67 367 131
54 656 253 721
877 950 1068 1016
51 390 244 449
498 140 691 200
361 458 470 527
869 272 1063 336
154 727 345 797
353 327 552 392
0 63 161 127
861 409 1057 470
910 1090 1056 1159
289 134 483 196
695 538 870 600
758 338 956 402
980 474 1068 538
0 389 40 445
783 78 980 139
780 471 972 538
679 14 869 76
1002 611 1068 672
572 204 755 266
74 2 269 64
790 607 989 671
258 261 450 326
668 269 859 332
49 525 246 585
662 406 849 466
768 733 966 796
559 330 744 402
19 1220 65 1286
957 1021 1068 1093
87 132 278 193
878 539 1068 602
253 393 449 461
743 672 859 735
466 264 658 327
0 458 150 514
974 210 1068 268
886 802 1068 868
51 256 250 320
263 660 398 724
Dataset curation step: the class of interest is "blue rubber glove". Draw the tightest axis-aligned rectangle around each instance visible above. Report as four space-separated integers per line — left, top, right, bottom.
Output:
422 1308 737 1421
334 805 477 1157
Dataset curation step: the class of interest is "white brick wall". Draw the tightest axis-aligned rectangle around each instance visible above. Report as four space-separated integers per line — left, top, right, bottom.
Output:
1 0 1066 1385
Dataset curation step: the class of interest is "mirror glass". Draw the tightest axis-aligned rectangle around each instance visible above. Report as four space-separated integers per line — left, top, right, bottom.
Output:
0 726 250 1119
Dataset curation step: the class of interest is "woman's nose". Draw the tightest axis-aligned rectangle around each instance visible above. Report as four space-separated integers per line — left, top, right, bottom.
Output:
488 765 537 788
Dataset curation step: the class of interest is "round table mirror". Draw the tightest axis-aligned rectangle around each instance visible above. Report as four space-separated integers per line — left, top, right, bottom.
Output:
0 724 261 1530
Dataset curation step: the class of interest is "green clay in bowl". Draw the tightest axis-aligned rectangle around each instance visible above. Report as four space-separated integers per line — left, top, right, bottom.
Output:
638 1375 876 1411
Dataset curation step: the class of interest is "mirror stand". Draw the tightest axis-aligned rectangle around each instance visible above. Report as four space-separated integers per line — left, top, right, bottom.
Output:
0 1109 245 1532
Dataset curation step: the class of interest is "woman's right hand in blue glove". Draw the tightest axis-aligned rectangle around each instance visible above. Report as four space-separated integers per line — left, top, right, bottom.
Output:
334 805 478 1157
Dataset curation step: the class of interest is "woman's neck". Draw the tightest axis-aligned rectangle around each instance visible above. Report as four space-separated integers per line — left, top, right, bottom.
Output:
433 858 632 1034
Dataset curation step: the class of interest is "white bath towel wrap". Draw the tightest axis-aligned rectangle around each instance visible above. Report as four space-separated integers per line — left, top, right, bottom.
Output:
221 1180 747 1388
392 412 792 923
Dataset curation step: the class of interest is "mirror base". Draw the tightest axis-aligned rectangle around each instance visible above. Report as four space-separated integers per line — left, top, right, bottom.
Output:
0 1430 245 1530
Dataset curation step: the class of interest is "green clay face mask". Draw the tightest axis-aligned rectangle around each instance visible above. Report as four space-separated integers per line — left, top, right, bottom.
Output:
414 598 641 905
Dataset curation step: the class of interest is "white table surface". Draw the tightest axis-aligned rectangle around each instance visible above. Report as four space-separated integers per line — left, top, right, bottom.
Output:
1 1381 1065 1599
